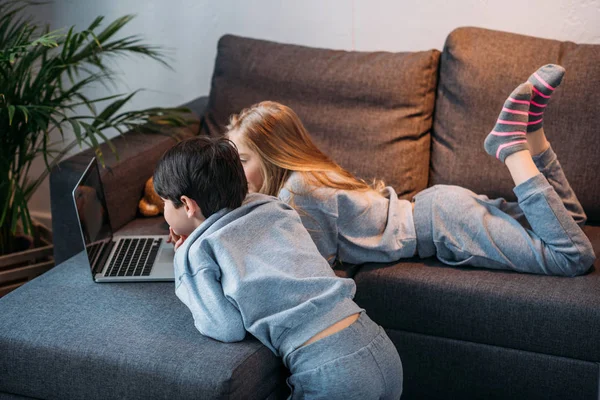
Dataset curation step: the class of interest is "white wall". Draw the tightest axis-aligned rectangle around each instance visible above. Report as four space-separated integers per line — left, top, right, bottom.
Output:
27 0 600 227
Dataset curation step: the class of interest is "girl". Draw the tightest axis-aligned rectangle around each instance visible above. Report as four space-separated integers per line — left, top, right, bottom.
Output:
225 64 596 276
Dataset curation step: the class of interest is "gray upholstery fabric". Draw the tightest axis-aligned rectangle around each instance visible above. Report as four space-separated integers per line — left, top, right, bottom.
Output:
0 394 38 400
430 27 600 222
0 251 288 400
202 35 440 199
353 225 600 362
386 330 599 400
182 95 209 120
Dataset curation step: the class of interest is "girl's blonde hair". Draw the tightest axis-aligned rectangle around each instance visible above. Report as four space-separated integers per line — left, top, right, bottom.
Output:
225 101 383 197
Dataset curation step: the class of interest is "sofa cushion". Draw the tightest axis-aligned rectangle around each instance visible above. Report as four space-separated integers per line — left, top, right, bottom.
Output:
0 251 288 400
387 329 599 400
202 34 440 199
430 27 600 222
353 224 600 363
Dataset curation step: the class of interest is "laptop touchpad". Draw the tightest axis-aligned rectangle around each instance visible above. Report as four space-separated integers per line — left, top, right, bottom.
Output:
158 246 175 264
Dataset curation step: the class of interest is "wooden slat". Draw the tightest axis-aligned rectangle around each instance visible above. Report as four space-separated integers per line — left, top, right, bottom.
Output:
0 281 24 297
0 222 55 298
0 260 55 284
35 222 53 242
0 245 54 268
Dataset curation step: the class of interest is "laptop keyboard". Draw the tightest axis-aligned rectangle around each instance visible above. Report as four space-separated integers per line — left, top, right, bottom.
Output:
87 241 104 266
105 238 163 277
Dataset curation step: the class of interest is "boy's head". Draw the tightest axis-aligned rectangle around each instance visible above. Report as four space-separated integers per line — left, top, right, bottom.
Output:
153 137 248 234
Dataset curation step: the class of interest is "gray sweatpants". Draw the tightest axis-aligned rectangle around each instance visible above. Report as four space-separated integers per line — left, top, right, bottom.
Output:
285 312 403 400
413 146 596 276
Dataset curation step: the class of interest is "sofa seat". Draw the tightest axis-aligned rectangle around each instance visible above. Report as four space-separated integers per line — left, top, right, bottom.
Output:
353 225 600 399
0 220 288 400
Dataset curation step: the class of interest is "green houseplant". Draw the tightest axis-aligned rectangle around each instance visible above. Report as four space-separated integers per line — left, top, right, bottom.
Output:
0 1 191 256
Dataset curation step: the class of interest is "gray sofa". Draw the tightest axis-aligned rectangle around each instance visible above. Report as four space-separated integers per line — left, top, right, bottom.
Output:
1 27 599 399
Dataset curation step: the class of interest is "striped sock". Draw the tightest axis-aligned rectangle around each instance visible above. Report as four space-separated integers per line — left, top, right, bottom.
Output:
527 64 565 132
484 83 532 162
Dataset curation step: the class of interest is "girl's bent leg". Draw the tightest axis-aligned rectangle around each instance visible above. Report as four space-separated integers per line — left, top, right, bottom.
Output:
512 173 595 275
521 65 585 225
504 150 540 187
531 145 587 227
413 181 596 276
463 63 594 275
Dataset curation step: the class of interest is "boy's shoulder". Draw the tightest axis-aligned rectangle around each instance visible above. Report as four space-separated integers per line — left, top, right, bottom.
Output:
178 193 298 247
197 193 296 235
234 193 301 227
240 192 293 215
178 193 307 264
241 192 281 207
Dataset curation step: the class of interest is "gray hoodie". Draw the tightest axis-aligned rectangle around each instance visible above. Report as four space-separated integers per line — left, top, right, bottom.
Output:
174 193 362 360
278 172 417 265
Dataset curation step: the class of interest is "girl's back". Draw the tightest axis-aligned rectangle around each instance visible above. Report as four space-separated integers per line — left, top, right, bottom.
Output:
280 171 417 265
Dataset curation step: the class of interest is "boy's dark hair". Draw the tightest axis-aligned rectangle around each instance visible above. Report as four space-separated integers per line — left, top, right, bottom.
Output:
153 136 248 218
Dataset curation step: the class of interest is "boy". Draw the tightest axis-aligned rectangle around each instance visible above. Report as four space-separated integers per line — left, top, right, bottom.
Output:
153 136 402 399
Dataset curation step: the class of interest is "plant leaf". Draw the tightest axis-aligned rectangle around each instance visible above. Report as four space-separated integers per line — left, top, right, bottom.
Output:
92 91 138 128
16 105 29 123
0 6 192 246
8 104 15 125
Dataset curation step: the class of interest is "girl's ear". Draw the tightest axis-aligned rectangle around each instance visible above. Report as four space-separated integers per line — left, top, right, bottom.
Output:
180 195 203 219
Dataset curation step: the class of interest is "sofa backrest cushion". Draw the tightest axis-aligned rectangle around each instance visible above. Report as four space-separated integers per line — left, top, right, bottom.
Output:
202 34 440 199
431 27 600 222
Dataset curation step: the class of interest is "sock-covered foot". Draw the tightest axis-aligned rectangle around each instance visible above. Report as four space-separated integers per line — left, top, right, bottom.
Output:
527 64 565 132
484 83 532 162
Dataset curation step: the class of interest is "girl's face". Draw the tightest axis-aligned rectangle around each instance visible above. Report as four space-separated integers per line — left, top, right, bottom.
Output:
228 131 264 193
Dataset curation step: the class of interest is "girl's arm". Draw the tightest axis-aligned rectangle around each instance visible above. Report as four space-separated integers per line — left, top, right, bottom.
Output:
175 257 246 343
279 174 340 264
295 204 339 265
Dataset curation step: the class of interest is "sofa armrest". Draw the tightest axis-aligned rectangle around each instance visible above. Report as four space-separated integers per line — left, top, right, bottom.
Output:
50 97 206 264
181 96 209 119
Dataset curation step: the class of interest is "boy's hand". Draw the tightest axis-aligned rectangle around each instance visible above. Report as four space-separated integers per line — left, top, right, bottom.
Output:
168 227 187 251
167 227 178 244
174 235 187 251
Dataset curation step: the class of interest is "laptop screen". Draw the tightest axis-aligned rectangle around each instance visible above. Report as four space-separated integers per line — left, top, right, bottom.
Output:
72 158 113 263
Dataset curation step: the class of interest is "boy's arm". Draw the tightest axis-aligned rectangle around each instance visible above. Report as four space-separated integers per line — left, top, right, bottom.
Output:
175 258 246 343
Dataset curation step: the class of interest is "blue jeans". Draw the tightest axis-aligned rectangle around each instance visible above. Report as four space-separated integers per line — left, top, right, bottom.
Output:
413 146 596 276
285 312 402 400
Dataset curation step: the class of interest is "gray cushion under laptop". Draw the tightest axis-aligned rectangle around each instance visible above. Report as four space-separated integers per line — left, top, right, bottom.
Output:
0 250 288 399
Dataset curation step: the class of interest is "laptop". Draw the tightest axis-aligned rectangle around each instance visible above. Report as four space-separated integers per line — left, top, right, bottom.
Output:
72 157 175 282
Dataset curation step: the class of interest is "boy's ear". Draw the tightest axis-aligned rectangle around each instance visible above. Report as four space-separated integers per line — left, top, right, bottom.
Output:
180 195 204 219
